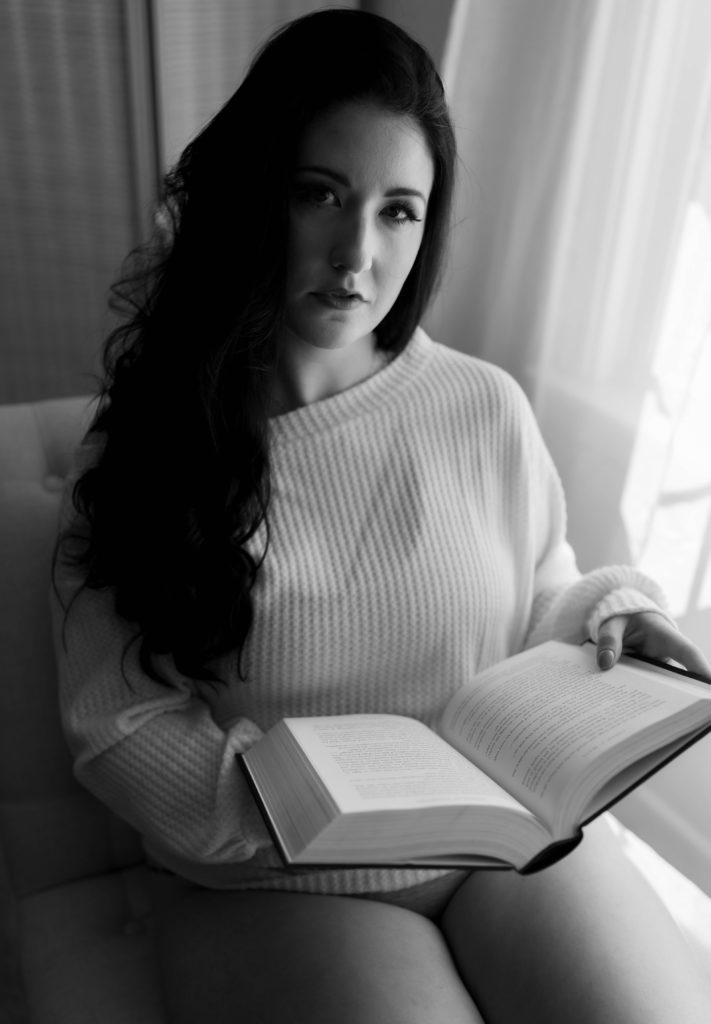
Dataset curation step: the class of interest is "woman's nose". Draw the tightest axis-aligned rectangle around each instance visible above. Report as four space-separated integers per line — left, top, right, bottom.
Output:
330 215 374 273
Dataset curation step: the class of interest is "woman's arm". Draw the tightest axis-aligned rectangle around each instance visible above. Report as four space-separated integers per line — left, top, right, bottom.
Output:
52 572 272 869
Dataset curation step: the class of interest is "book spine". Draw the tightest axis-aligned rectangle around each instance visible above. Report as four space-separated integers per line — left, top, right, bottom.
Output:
520 832 583 874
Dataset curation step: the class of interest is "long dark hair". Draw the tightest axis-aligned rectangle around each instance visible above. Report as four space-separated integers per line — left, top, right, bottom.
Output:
57 8 457 685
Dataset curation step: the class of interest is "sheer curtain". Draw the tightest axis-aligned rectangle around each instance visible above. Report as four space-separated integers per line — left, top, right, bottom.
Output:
430 0 711 891
0 0 148 402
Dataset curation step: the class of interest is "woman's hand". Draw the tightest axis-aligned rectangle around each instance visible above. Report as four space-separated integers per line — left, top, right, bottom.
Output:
597 611 711 678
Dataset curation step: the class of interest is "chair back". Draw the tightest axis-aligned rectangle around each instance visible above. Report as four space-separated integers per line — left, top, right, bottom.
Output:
0 398 142 897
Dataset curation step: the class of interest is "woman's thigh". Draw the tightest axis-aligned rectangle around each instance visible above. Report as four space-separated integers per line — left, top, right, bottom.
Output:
440 816 711 1024
156 887 484 1024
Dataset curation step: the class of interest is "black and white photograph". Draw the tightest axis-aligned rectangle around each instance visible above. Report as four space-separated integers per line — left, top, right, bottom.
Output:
2 2 711 1021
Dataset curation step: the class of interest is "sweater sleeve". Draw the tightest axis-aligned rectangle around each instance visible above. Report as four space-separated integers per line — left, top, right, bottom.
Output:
52 462 272 869
503 376 674 650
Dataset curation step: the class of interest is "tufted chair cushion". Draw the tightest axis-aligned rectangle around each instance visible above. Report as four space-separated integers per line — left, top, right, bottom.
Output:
0 398 186 1024
0 398 143 895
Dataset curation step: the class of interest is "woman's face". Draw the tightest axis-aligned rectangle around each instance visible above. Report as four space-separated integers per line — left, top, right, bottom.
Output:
282 102 435 351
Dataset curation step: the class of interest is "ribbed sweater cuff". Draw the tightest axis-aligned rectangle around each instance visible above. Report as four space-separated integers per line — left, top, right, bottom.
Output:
548 565 673 643
587 586 677 641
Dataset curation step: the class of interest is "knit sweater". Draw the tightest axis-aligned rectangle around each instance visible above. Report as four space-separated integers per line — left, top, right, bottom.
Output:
54 328 669 895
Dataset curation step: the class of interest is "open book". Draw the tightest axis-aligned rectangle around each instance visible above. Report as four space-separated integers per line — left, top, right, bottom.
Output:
239 640 711 873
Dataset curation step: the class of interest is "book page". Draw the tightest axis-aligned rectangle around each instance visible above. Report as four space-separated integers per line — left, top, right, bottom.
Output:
439 642 709 829
284 714 530 816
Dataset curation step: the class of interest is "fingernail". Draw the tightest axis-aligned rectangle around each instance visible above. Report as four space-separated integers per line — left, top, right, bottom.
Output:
598 649 615 670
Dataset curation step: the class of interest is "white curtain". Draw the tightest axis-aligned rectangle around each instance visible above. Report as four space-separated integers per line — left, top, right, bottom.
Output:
0 0 144 402
430 0 711 621
430 0 711 891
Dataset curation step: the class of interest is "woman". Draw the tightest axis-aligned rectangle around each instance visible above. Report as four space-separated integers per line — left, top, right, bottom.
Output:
54 9 711 1022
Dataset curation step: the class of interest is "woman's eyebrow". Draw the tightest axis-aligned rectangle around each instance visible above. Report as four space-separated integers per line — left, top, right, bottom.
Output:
296 164 427 202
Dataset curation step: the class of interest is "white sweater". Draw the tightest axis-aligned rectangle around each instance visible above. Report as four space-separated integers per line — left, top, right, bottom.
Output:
54 328 667 895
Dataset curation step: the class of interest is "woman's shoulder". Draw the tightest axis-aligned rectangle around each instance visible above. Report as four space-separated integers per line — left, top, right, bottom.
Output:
415 329 532 417
412 331 551 474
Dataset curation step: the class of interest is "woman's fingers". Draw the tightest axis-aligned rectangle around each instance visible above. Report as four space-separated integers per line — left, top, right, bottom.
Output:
596 615 628 670
596 611 711 679
657 630 711 679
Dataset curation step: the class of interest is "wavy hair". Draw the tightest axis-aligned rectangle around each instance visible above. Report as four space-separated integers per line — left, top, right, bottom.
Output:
56 8 457 685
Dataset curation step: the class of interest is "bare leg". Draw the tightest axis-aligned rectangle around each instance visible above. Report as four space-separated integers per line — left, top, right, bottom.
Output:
156 888 484 1024
440 816 711 1024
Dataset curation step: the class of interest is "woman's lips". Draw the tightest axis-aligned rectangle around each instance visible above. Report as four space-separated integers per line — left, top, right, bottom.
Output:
311 292 367 310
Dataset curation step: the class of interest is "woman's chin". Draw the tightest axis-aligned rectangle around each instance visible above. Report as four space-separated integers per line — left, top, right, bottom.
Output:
281 320 376 354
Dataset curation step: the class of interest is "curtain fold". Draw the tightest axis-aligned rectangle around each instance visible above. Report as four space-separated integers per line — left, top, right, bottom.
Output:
0 0 139 402
430 0 711 598
425 0 596 382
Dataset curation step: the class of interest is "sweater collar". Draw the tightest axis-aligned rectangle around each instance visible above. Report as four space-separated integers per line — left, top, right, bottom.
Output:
268 327 433 443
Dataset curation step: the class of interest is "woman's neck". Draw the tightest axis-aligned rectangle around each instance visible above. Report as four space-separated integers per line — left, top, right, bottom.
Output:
271 331 384 414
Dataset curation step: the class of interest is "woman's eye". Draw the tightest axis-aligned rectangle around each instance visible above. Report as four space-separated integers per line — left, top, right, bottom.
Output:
294 184 338 207
292 186 422 225
382 203 422 226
